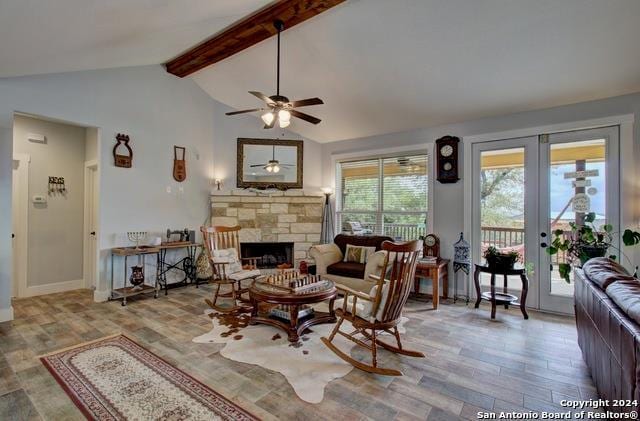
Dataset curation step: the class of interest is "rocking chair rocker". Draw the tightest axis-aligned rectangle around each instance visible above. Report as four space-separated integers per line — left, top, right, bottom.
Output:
201 225 261 313
321 239 424 376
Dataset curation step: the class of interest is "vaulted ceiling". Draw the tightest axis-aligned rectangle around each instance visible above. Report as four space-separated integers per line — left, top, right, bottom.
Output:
0 0 270 77
1 0 640 143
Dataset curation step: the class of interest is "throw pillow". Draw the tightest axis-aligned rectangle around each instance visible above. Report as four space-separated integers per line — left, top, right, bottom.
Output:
212 248 243 274
344 244 377 264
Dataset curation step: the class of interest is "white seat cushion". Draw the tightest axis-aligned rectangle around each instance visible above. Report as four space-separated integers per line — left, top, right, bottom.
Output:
228 269 261 281
336 280 390 321
335 296 372 319
212 248 243 274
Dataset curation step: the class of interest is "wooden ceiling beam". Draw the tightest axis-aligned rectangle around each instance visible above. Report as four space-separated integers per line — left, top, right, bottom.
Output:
165 0 346 78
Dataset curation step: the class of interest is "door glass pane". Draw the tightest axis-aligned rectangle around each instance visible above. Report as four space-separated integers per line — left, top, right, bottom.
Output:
549 139 606 296
480 148 526 287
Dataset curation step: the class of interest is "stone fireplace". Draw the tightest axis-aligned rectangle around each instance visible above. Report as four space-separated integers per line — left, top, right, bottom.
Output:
211 189 324 265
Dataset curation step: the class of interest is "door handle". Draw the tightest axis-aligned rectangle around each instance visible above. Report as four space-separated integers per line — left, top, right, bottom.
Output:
90 231 96 236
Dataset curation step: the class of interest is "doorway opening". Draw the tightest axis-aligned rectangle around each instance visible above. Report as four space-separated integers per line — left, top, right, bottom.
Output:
11 113 100 298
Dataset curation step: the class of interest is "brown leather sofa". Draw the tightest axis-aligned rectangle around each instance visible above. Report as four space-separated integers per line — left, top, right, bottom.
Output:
308 234 392 292
575 257 640 414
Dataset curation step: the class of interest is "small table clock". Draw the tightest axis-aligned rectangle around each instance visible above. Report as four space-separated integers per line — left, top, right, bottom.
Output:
422 233 440 258
435 135 460 183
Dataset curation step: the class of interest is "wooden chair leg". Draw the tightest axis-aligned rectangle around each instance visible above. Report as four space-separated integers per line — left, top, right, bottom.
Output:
371 328 378 368
393 326 403 351
321 328 402 376
327 317 344 342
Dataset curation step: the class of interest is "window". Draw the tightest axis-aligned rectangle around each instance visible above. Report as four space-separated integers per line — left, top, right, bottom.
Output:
336 154 428 240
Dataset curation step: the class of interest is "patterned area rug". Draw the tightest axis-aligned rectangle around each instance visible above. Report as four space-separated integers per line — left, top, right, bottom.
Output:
40 335 259 421
193 306 408 404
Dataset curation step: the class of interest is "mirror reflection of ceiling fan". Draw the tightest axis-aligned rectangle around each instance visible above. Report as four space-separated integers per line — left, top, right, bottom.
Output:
225 20 324 129
249 145 294 173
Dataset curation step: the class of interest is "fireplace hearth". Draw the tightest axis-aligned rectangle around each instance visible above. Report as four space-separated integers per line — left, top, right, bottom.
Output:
241 242 294 269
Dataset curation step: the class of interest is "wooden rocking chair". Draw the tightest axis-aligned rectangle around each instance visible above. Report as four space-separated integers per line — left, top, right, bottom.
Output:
201 225 261 313
321 240 424 376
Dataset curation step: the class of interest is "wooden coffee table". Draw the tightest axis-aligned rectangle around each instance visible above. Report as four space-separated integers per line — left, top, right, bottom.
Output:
248 277 337 342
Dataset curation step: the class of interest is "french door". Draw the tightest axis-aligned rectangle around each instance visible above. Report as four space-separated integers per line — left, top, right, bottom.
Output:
472 127 619 315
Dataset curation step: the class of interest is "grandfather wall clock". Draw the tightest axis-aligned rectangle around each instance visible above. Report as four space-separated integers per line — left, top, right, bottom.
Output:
435 135 460 183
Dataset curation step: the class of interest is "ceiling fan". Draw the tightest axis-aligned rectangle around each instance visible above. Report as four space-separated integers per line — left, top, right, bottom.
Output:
249 145 293 173
225 19 324 129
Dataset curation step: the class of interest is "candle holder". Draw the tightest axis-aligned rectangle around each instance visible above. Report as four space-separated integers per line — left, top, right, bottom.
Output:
127 231 147 249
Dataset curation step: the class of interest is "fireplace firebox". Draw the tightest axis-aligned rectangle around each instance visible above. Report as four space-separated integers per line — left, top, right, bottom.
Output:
240 242 294 269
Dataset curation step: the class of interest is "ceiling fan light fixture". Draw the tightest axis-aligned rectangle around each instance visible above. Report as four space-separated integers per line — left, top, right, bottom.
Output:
278 109 291 122
266 165 274 172
261 111 275 125
279 119 290 128
272 164 281 173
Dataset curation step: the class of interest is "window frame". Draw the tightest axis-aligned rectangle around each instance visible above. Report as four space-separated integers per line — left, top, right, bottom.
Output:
335 152 430 239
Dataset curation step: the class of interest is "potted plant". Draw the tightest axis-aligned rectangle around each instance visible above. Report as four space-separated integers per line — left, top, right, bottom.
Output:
483 246 520 271
546 212 640 283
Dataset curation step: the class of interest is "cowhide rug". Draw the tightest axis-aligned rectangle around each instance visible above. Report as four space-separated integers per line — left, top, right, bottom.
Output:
193 305 408 404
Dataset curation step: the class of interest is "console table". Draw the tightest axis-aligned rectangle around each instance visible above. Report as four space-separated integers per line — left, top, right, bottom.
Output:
110 243 202 305
414 258 449 309
473 264 529 319
110 246 160 306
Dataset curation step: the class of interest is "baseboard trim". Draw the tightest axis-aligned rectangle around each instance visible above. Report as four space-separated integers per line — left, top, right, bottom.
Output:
0 306 14 322
24 279 85 297
93 289 110 302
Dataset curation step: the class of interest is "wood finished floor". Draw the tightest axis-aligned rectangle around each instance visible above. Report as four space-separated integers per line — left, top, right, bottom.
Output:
0 286 598 421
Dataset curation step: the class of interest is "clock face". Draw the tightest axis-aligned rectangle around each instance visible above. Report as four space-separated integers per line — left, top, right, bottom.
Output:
443 162 452 171
424 235 436 247
440 144 454 157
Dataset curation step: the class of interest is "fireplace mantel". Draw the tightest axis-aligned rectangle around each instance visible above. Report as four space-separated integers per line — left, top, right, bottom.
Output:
211 189 324 263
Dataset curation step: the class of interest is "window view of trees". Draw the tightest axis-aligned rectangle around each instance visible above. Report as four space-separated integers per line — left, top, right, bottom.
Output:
338 155 428 239
480 167 525 228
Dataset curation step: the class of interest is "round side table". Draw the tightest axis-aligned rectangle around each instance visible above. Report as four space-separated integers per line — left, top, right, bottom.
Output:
473 264 529 320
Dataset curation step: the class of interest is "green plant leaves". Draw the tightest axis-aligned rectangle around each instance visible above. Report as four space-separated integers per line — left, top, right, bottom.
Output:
558 263 571 283
585 212 596 223
623 229 640 246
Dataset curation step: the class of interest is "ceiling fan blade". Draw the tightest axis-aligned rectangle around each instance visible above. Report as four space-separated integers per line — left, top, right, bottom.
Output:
226 108 263 116
289 98 324 108
290 109 321 125
249 164 266 167
249 91 276 105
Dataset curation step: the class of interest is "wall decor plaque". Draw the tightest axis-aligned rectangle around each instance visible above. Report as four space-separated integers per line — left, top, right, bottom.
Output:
113 134 133 168
173 146 187 182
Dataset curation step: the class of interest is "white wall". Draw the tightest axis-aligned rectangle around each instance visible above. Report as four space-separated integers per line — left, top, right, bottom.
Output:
0 127 13 321
13 115 87 288
85 127 98 162
0 65 324 312
0 66 218 304
322 92 640 278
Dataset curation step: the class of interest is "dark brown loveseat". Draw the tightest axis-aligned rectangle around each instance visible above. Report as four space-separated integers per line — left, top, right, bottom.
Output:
308 234 392 292
575 257 640 414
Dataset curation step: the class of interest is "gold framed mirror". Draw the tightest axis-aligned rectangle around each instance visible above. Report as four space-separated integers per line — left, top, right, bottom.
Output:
237 138 303 189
